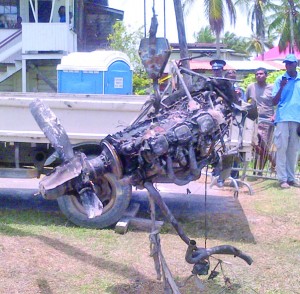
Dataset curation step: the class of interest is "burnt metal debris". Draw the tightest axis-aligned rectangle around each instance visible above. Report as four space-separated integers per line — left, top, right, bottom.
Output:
29 9 255 290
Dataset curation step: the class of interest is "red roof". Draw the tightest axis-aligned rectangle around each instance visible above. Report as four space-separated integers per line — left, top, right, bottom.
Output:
189 60 235 70
189 60 285 71
255 46 300 61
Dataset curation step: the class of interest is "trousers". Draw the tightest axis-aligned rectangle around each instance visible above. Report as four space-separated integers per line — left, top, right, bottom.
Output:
273 121 300 183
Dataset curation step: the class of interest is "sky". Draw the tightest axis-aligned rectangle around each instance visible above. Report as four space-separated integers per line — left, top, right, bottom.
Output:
109 0 253 43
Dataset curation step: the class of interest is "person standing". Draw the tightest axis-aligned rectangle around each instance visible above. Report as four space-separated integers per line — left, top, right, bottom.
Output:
210 59 226 185
0 14 8 28
272 54 300 188
210 59 226 77
14 16 22 29
224 69 244 179
210 60 240 183
58 6 66 23
246 67 275 173
225 70 246 102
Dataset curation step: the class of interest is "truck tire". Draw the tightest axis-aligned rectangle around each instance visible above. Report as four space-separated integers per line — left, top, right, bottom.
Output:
57 173 132 229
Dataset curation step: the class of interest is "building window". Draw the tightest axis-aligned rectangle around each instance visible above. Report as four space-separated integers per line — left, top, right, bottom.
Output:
0 0 19 28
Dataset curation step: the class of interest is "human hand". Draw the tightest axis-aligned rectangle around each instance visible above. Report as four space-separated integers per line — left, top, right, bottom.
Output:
280 77 288 88
235 88 242 98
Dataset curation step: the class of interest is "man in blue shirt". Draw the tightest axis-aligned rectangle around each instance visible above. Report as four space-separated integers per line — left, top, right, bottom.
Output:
272 54 300 188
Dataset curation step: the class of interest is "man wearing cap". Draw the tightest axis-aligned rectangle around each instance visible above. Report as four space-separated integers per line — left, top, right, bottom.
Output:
210 59 227 185
272 54 300 188
210 59 241 184
210 59 226 77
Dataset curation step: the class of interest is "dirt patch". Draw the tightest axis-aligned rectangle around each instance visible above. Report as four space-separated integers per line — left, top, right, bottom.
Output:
0 178 300 293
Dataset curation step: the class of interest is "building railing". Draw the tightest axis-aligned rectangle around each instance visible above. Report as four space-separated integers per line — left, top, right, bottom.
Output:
22 23 77 54
0 29 21 50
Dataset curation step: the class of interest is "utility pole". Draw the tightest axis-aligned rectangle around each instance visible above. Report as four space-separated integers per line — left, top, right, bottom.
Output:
173 0 191 86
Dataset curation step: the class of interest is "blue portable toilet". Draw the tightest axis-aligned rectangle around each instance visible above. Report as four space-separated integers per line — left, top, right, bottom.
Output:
57 51 133 94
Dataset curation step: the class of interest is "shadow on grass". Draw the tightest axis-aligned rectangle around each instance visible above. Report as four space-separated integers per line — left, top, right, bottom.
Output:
106 277 251 294
244 178 279 193
0 223 163 293
131 190 256 243
37 278 53 294
0 186 255 243
0 220 252 293
0 188 59 212
0 187 255 293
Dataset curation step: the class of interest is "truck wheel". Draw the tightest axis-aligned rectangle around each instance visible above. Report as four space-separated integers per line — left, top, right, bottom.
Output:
57 173 132 229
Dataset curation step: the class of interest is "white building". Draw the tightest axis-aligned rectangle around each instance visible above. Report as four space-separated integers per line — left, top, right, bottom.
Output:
0 0 123 92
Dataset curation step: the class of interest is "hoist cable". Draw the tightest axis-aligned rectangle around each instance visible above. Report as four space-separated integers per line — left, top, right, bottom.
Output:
204 165 209 249
164 0 166 38
144 0 146 37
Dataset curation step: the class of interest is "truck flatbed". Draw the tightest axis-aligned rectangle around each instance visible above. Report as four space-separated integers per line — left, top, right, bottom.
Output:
0 92 148 144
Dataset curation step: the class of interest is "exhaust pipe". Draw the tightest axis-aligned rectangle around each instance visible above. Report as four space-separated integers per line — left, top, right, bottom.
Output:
185 240 253 266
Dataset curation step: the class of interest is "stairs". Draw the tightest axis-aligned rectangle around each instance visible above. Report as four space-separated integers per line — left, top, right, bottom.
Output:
0 30 22 83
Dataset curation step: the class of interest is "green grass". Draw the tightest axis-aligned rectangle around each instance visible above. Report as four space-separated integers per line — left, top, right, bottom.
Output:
250 180 300 221
1 182 300 293
0 210 118 241
74 277 114 293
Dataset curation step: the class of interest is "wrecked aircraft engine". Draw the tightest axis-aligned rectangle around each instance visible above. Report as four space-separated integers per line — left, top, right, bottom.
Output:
30 74 255 267
29 3 255 288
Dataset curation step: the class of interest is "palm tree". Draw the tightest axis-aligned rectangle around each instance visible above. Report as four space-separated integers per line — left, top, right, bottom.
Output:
247 34 264 56
222 31 250 55
246 33 274 57
235 0 271 58
286 0 297 52
235 0 269 37
194 26 255 56
267 0 300 52
183 0 236 58
194 26 216 43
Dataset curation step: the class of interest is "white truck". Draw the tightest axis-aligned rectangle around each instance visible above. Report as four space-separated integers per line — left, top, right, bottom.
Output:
0 92 147 174
0 91 148 227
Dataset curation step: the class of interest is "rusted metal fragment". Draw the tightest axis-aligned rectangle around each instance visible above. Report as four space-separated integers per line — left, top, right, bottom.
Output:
139 37 171 80
30 98 74 161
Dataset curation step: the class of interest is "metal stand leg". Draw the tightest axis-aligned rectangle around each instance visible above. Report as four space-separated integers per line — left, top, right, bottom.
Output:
228 177 254 197
209 174 254 197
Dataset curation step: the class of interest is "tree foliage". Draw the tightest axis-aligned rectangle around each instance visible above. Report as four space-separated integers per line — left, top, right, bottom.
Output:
183 0 237 57
246 32 275 57
194 26 216 43
107 21 144 72
185 0 300 54
107 22 151 94
235 0 270 39
267 0 300 52
194 26 252 55
222 31 249 54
